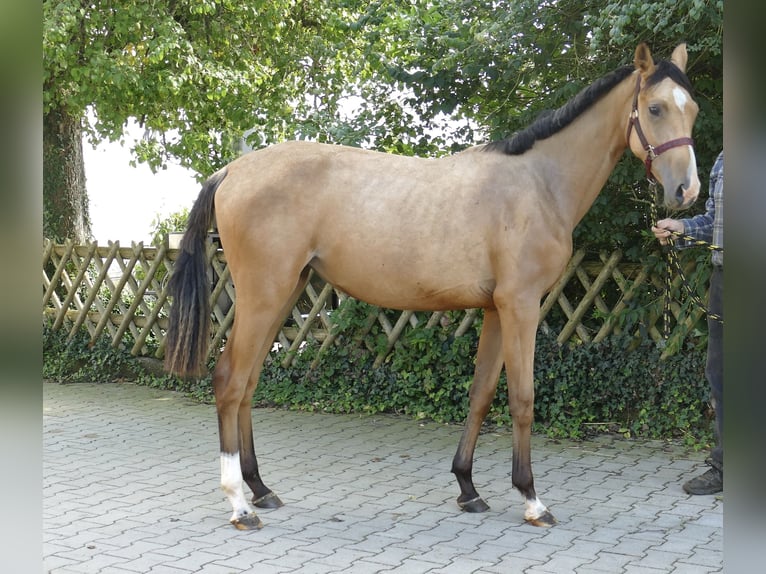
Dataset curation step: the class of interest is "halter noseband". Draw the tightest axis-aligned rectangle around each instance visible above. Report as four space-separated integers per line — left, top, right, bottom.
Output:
626 75 694 181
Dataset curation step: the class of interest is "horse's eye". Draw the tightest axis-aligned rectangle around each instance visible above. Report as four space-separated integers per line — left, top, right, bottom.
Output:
648 105 661 117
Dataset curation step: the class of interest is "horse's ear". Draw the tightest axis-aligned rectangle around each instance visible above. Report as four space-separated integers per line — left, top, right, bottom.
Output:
633 43 656 78
669 43 688 73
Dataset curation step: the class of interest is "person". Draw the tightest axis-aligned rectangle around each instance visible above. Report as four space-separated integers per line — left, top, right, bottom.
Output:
652 150 723 495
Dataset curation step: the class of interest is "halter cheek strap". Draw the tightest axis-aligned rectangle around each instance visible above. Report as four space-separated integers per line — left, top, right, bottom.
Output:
626 75 694 181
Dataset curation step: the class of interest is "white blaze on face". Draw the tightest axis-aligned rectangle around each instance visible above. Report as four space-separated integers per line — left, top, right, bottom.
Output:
220 452 253 521
672 87 688 114
670 87 699 199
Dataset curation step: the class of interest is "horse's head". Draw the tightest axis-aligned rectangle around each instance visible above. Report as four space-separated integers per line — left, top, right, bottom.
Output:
627 43 700 210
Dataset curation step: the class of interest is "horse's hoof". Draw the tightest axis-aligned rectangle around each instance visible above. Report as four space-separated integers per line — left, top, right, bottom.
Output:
525 510 557 527
458 496 490 513
252 492 284 509
231 512 263 530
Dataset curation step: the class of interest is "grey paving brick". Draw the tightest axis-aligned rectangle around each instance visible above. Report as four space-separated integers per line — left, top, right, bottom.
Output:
44 382 722 574
206 553 282 572
261 549 333 571
607 537 654 558
182 564 247 574
587 550 637 571
337 559 399 574
670 561 721 574
211 561 291 574
42 550 81 573
546 538 612 560
484 556 546 573
673 544 724 568
622 565 669 574
432 556 498 573
55 551 133 573
106 540 173 561
504 539 561 563
525 552 597 573
647 535 699 556
581 524 631 545
379 557 443 573
311 547 378 569
628 548 686 570
366 544 423 567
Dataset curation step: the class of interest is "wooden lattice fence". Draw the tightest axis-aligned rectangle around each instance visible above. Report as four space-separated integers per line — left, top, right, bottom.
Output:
43 237 710 365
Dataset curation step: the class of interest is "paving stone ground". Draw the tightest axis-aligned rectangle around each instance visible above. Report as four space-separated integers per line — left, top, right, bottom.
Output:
43 382 722 573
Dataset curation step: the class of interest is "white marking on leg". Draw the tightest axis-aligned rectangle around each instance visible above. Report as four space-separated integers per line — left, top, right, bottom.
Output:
523 496 549 521
220 452 253 523
672 87 687 113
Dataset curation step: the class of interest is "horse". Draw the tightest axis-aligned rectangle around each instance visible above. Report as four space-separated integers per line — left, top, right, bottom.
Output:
165 43 700 530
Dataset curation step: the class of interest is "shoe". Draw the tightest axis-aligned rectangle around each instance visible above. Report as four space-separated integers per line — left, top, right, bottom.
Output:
682 467 722 495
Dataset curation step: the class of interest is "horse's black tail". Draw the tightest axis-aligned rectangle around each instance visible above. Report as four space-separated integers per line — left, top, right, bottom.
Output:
164 169 228 377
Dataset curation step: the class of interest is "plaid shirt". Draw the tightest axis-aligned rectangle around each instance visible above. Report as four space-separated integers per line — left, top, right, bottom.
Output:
679 150 723 267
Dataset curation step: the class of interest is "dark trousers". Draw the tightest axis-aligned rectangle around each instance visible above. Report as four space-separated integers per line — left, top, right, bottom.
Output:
707 265 723 471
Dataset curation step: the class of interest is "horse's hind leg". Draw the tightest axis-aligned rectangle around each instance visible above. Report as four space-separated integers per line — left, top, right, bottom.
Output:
452 309 505 513
238 269 311 510
213 330 262 530
239 398 283 509
214 270 307 530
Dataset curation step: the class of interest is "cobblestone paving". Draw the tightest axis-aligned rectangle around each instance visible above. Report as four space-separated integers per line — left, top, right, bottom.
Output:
43 382 722 573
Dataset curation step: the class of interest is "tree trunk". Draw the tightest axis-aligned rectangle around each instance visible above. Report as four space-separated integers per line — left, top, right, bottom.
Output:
43 105 90 243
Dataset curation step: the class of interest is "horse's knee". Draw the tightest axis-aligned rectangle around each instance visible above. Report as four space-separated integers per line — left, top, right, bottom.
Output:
507 383 533 407
513 410 534 429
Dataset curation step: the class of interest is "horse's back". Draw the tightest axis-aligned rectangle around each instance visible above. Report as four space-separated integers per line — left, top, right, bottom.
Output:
216 140 537 224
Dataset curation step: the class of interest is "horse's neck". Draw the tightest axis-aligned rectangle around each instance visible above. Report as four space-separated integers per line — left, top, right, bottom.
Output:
532 76 636 229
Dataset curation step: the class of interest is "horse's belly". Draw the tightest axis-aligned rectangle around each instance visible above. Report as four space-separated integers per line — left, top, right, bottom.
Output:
310 255 496 311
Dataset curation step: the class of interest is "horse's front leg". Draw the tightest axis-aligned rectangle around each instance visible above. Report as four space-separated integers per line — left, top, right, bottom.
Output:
498 300 557 527
452 309 505 513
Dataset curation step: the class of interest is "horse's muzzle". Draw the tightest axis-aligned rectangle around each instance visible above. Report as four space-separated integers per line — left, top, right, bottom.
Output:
665 176 699 210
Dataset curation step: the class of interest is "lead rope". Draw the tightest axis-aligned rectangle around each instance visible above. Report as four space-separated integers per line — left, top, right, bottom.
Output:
647 182 723 339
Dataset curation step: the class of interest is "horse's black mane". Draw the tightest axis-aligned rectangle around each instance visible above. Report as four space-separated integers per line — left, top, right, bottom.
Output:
484 60 694 156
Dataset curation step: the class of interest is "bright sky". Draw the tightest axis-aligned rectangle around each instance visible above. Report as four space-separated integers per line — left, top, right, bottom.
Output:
84 119 200 245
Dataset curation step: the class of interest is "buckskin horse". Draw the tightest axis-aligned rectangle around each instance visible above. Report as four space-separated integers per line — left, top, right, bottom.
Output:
165 43 700 530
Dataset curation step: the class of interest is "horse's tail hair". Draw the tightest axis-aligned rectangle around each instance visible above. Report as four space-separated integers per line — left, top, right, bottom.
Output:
164 169 228 378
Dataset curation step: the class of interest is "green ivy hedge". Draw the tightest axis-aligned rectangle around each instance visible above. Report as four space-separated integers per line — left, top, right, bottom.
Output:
43 323 136 383
254 325 712 446
43 316 713 448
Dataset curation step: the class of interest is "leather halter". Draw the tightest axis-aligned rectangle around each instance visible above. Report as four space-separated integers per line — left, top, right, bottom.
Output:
625 75 694 181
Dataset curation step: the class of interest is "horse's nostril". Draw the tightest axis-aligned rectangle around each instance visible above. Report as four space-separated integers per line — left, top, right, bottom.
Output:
675 184 686 204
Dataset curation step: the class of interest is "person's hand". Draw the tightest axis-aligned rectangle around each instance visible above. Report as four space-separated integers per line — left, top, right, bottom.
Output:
651 218 684 245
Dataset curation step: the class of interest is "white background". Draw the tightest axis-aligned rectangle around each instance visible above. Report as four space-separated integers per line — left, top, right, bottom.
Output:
83 119 199 245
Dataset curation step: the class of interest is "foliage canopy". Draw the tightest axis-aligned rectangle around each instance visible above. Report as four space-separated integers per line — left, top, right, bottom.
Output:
44 0 722 257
